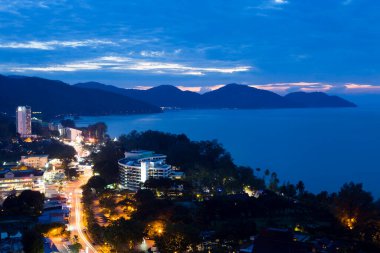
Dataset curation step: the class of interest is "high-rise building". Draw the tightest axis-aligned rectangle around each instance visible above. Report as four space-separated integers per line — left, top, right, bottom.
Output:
118 150 173 191
16 106 32 137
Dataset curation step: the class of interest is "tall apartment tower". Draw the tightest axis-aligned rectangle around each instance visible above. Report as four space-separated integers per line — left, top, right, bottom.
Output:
16 106 32 137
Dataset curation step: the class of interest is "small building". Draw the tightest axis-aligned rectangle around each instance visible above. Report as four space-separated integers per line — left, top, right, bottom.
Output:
118 150 173 191
39 197 69 224
20 154 49 168
48 122 63 132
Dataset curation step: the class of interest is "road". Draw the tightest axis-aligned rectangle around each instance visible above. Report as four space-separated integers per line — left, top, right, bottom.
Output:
68 166 98 253
52 140 98 253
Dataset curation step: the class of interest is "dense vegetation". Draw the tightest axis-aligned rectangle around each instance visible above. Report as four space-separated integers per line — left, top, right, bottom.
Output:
93 130 266 194
86 130 380 252
2 190 44 216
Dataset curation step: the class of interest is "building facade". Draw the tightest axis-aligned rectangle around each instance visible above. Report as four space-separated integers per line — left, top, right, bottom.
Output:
65 127 83 143
0 166 44 202
20 155 48 168
48 122 63 133
16 106 32 137
118 151 172 191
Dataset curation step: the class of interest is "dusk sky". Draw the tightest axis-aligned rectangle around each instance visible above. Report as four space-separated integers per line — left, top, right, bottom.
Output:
1 0 380 94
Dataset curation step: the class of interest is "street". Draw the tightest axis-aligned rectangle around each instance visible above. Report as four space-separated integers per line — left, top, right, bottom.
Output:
51 140 98 253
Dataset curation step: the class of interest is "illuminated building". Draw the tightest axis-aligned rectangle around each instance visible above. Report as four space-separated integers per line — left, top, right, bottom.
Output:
118 151 172 191
20 155 48 168
65 127 83 143
0 166 45 201
16 106 32 137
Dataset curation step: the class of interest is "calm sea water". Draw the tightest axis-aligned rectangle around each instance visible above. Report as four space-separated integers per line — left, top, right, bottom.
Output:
76 105 380 196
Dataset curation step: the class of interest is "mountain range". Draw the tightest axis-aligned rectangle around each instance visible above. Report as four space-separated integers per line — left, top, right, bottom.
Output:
75 82 356 109
0 74 356 119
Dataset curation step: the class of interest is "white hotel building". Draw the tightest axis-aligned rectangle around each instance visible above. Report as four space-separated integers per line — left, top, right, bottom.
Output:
118 150 172 191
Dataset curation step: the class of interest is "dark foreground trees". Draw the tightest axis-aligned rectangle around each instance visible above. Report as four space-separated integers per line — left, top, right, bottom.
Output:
22 230 44 253
87 130 380 252
91 140 124 184
3 190 44 215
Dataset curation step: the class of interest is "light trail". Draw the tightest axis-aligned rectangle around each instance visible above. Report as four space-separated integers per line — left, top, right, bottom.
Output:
75 192 98 253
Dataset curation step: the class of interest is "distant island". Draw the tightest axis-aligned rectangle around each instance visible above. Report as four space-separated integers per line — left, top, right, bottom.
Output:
0 74 356 119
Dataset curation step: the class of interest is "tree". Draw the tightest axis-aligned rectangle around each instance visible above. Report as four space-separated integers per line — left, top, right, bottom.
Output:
144 178 173 196
269 172 279 191
44 140 76 160
263 169 270 183
60 119 76 128
18 190 45 214
280 182 296 198
85 176 107 193
91 141 123 184
86 122 107 141
237 166 265 190
134 189 156 205
154 223 199 253
22 230 44 253
3 190 44 215
296 180 305 196
334 182 375 231
68 243 82 253
104 218 145 251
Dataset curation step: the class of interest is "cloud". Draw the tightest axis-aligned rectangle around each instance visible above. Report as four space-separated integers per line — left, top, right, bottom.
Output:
142 85 225 93
146 82 380 95
4 55 252 76
98 56 251 75
249 82 332 94
344 83 380 93
133 86 153 90
10 63 102 72
0 0 67 14
252 0 288 11
274 0 288 4
250 82 380 94
140 50 165 57
176 86 202 92
0 39 115 50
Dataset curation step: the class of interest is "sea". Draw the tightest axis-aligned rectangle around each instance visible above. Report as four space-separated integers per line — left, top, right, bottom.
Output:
75 100 380 197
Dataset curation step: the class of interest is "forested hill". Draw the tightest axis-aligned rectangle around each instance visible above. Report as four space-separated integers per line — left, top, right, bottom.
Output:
0 75 161 119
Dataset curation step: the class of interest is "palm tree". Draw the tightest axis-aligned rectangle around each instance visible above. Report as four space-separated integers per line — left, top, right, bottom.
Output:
296 180 305 196
263 169 270 184
269 172 279 191
255 167 261 176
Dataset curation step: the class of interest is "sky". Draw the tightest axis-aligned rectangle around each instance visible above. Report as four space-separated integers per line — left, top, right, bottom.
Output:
1 0 380 94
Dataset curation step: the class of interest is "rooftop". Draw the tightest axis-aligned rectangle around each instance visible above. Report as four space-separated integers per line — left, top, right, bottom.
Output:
119 150 169 169
21 154 49 158
0 166 44 178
